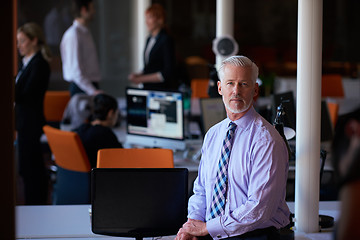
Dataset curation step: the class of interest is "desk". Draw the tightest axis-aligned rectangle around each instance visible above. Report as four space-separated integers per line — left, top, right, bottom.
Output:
111 119 203 170
274 77 360 115
287 201 341 240
274 77 360 99
16 205 116 239
16 202 340 240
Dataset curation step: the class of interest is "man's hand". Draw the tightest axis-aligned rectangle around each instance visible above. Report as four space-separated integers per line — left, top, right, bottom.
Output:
182 219 208 237
175 228 197 240
175 219 208 240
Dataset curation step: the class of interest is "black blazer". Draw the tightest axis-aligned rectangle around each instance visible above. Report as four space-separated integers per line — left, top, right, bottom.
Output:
15 51 50 134
143 28 177 90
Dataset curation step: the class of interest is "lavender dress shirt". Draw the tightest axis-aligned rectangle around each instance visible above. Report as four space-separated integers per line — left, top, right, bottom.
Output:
188 107 290 239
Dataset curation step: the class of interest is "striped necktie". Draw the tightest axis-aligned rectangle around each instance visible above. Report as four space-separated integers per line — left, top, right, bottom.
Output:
208 121 237 220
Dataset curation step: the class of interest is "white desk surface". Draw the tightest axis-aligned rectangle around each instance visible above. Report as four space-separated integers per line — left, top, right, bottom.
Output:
287 201 341 240
16 201 340 240
274 77 360 115
274 77 360 99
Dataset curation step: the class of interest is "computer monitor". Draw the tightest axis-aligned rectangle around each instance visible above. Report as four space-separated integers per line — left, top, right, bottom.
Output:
91 168 188 239
200 98 226 135
125 88 186 150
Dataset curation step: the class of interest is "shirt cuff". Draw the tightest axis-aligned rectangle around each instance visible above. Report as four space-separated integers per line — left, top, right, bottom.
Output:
79 81 97 95
206 217 228 239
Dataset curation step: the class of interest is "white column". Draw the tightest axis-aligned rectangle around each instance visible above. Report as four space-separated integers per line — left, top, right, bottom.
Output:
216 0 234 67
131 0 150 72
295 0 323 233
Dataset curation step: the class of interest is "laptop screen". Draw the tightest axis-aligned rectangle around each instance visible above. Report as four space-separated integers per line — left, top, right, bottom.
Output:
91 168 188 238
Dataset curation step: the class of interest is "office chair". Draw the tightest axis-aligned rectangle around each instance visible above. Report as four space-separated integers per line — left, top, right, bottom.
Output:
321 74 344 98
97 148 174 168
43 91 71 128
191 78 210 98
43 125 91 204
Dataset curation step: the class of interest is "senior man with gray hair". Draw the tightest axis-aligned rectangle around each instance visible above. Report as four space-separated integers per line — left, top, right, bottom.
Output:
176 55 290 240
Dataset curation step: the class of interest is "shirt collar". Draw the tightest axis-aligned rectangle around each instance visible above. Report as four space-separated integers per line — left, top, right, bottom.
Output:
150 28 164 40
228 106 256 130
74 19 88 32
22 52 36 68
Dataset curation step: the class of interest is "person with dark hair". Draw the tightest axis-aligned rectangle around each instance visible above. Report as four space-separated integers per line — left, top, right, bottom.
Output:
331 107 360 240
75 93 122 168
60 0 103 96
15 22 52 205
128 3 177 90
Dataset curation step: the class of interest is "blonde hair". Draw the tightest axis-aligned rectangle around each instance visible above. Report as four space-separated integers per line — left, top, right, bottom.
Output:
218 55 258 83
17 22 52 62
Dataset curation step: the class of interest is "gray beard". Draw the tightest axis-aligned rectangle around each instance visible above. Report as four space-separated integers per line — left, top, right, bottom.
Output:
223 95 252 114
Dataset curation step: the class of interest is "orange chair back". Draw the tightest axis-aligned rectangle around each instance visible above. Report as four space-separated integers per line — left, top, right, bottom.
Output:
43 125 91 172
44 91 71 122
191 78 209 98
321 74 344 98
327 102 339 127
97 148 174 168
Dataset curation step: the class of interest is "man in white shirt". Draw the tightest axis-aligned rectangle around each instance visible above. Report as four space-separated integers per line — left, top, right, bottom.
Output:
60 0 103 96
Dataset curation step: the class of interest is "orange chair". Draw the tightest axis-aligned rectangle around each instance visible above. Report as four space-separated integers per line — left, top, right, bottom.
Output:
43 125 91 204
327 101 339 127
43 91 71 122
97 148 174 168
321 74 344 98
191 78 210 98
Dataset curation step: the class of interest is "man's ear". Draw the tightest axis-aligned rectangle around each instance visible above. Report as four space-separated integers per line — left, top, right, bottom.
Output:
217 81 222 96
106 109 115 120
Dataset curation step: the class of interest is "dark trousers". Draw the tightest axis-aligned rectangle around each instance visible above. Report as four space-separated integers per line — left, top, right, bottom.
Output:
17 130 48 205
69 82 99 97
200 227 280 240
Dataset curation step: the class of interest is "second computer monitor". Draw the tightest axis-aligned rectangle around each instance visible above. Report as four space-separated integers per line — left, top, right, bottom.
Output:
200 98 226 135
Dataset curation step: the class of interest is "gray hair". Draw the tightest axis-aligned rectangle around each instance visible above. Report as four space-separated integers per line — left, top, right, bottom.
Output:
218 55 259 83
